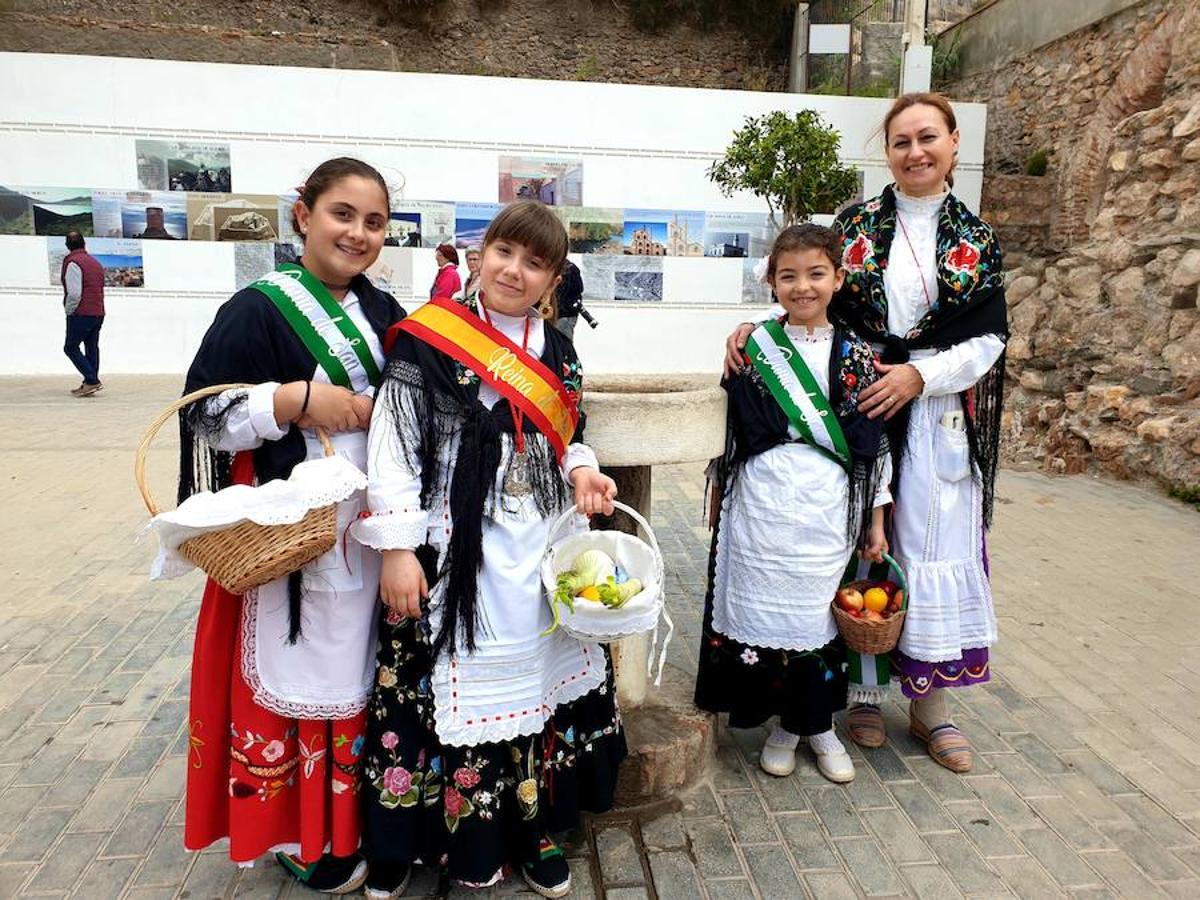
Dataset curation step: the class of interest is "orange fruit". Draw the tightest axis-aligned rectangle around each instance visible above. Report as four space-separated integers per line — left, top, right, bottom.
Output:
862 587 889 613
578 585 601 602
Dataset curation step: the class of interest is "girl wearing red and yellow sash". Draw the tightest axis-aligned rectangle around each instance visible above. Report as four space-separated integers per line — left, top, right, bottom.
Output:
352 200 624 898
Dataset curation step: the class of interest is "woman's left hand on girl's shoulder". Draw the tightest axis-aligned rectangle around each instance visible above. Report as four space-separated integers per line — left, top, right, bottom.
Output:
857 361 924 420
571 466 617 517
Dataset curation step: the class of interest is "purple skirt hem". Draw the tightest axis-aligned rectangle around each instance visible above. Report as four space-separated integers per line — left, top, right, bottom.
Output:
893 647 990 699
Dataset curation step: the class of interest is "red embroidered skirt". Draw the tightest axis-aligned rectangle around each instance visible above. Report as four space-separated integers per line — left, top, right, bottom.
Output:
183 454 366 864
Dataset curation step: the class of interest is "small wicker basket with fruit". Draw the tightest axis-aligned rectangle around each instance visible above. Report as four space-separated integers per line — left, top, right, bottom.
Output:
831 552 908 655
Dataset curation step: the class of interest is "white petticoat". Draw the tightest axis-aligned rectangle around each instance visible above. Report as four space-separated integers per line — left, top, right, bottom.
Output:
892 391 998 662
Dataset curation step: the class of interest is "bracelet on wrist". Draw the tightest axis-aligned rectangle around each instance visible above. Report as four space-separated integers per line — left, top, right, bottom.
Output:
299 380 311 418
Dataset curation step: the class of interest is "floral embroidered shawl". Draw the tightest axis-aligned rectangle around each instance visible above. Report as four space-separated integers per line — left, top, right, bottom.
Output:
832 184 1008 526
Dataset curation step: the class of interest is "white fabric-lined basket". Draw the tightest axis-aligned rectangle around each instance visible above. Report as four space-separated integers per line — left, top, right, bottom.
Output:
540 501 673 686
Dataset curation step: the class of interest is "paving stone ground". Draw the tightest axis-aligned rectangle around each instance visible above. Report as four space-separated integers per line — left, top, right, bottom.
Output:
1 374 1199 899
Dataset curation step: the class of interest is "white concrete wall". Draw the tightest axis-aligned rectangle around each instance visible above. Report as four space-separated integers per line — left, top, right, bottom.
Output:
0 52 986 376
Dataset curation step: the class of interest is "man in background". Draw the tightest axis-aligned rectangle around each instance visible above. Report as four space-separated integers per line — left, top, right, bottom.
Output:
554 257 584 339
60 231 106 397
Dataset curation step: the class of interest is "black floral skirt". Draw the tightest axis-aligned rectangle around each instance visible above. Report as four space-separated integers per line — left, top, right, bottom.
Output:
361 609 626 884
694 519 848 737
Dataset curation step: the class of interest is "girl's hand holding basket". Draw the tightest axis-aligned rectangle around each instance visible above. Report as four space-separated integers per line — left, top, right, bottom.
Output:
571 466 617 517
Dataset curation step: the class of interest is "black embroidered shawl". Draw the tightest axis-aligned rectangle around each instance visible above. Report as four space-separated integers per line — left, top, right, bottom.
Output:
377 299 585 659
179 270 405 639
832 185 1008 525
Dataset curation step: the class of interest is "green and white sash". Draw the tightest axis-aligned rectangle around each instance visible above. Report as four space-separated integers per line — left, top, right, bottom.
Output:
745 319 851 471
250 263 381 393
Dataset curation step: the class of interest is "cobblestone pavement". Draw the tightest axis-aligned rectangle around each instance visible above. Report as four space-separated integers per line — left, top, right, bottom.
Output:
1 375 1199 899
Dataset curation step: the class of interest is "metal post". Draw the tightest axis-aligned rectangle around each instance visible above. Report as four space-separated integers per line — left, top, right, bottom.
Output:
900 0 933 93
788 3 811 93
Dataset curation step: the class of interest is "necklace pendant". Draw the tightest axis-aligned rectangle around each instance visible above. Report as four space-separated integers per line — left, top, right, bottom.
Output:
503 449 533 499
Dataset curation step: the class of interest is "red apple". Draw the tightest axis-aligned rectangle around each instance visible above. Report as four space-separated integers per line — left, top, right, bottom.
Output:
880 580 900 597
835 588 865 612
863 609 886 624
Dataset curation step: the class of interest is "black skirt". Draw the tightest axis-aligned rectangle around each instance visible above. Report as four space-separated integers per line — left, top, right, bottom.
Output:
694 513 848 737
361 609 627 884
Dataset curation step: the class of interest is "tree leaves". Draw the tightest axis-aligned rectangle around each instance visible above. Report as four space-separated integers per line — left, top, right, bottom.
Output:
708 110 859 227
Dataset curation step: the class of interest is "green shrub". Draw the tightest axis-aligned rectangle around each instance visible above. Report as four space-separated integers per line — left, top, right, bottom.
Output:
1025 149 1050 177
1169 484 1200 511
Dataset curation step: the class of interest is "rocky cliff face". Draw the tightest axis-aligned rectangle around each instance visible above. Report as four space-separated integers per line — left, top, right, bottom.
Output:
0 0 787 91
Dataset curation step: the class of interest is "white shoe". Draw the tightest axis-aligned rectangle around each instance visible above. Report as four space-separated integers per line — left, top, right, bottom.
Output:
809 729 856 783
759 733 798 777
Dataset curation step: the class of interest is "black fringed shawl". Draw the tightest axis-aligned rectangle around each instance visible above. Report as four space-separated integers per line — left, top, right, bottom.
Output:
377 303 584 659
716 322 889 549
179 269 405 639
832 185 1009 526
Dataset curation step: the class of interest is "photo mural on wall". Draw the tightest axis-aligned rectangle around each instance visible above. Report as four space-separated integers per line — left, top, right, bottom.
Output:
15 139 785 300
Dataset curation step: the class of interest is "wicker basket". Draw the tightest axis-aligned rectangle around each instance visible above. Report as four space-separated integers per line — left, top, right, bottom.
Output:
135 383 337 596
832 552 908 655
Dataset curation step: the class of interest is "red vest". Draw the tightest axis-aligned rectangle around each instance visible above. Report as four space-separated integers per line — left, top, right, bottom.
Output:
61 248 106 316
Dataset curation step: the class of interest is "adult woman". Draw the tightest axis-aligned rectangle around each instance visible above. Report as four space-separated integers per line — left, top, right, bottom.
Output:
431 243 462 299
724 93 1007 773
457 245 482 301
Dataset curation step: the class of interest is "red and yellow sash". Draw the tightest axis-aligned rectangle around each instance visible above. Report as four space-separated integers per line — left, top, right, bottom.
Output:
393 296 579 461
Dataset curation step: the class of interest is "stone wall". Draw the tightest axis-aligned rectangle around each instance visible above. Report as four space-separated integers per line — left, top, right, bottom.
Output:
939 0 1174 177
0 0 788 91
940 0 1200 492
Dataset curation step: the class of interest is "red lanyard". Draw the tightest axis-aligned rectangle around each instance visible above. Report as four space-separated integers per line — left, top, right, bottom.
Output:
479 303 532 453
896 214 933 310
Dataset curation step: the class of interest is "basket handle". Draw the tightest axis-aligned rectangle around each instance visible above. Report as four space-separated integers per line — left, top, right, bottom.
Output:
880 551 908 611
134 382 333 517
544 499 662 565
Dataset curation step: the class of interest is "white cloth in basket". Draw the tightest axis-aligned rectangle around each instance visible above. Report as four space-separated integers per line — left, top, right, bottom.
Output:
147 454 367 580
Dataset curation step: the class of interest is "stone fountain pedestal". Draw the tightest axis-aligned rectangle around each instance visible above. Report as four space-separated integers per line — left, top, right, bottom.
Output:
582 374 726 807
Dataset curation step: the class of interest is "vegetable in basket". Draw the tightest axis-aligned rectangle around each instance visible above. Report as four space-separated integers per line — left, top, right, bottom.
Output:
544 550 616 633
595 576 643 610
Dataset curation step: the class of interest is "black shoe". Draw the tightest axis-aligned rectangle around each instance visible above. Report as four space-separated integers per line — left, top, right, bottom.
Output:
364 861 412 899
275 852 368 894
521 839 571 898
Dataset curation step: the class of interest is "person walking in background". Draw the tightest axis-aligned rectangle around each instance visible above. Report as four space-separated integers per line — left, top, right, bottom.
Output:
459 245 482 302
60 231 106 397
431 243 462 299
553 257 584 339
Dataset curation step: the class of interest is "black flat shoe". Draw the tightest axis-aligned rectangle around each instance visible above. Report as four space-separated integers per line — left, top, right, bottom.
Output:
275 851 368 894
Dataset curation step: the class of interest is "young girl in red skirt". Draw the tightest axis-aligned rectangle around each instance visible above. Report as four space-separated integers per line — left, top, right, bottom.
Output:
177 158 405 893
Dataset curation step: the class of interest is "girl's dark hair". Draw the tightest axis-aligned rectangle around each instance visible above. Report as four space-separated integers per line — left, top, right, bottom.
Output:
882 92 959 188
482 200 569 271
767 223 842 278
291 157 390 236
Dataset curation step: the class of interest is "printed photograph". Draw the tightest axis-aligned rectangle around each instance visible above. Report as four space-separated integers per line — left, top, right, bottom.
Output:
703 211 775 258
234 243 276 289
704 230 751 258
614 270 664 302
622 208 705 256
742 257 774 304
454 202 502 249
366 246 414 298
93 190 188 240
387 212 422 247
187 194 280 242
565 207 623 254
498 156 583 206
136 139 232 192
0 186 93 236
48 236 144 287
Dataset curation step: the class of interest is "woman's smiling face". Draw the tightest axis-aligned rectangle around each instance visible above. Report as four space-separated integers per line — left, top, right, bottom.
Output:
885 103 960 197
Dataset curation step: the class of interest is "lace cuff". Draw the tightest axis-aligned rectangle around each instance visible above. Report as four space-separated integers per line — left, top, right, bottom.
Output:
562 443 599 485
351 509 429 551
